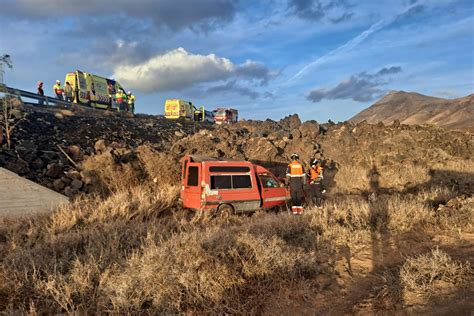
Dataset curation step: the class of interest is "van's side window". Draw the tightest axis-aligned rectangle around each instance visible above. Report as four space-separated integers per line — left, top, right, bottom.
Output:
211 175 232 189
210 175 252 189
233 175 252 189
187 166 199 186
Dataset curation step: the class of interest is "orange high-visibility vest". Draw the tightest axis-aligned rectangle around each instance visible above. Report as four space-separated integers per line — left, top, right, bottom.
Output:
288 160 304 177
310 166 322 182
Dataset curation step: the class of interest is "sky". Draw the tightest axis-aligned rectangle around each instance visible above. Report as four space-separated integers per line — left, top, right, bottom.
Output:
0 0 473 122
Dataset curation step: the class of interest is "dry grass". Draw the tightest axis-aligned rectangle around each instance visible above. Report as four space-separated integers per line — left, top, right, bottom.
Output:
400 247 472 295
332 158 473 194
0 161 472 313
80 146 180 195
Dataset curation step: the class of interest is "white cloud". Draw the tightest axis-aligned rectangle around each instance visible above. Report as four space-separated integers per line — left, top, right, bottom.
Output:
114 47 273 93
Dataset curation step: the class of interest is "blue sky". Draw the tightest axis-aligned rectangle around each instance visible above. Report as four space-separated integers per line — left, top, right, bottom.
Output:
1 0 473 122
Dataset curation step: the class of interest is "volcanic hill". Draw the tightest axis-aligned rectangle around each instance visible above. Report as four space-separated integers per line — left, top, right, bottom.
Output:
351 91 474 131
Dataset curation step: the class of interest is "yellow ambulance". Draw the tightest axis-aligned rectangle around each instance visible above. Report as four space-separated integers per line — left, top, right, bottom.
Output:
164 99 196 120
64 70 126 110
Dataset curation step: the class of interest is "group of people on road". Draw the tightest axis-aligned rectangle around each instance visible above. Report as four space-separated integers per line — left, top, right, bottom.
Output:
51 80 73 102
107 83 135 113
114 88 135 113
36 80 135 113
286 153 325 215
37 80 75 103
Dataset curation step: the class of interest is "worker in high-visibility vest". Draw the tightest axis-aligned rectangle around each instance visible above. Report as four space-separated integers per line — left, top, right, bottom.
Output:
308 159 324 207
286 153 306 215
115 89 124 111
127 91 136 114
53 80 64 100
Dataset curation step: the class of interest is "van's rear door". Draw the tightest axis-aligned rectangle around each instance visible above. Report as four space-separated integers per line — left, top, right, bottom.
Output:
76 71 88 104
259 173 288 208
182 162 202 209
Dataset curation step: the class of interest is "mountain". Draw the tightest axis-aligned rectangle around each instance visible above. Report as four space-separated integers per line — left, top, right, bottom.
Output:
350 91 474 130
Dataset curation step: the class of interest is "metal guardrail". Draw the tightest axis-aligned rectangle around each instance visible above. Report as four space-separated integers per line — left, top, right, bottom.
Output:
0 84 74 107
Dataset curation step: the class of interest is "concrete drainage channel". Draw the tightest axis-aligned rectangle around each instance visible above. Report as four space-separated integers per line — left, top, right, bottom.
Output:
0 167 68 218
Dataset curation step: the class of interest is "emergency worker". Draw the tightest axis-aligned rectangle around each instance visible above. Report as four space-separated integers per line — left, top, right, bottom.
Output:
286 153 306 215
127 91 136 113
53 80 64 100
64 81 73 103
37 81 44 105
308 159 324 207
115 89 124 111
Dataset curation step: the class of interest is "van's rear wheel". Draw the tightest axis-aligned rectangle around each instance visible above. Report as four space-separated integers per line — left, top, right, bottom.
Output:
218 204 233 220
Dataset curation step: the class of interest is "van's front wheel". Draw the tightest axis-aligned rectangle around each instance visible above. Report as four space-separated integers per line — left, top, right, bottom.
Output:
217 204 233 221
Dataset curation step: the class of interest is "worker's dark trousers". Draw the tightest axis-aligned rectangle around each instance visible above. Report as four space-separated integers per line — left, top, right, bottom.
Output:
310 182 323 206
290 177 304 207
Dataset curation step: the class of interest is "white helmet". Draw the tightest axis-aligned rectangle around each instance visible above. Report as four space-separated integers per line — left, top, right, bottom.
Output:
56 80 60 83
127 91 131 95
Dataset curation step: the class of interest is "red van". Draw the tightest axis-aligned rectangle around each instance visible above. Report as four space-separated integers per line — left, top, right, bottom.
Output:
180 155 290 213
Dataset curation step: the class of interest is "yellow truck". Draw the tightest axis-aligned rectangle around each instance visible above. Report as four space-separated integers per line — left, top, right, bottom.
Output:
64 70 126 110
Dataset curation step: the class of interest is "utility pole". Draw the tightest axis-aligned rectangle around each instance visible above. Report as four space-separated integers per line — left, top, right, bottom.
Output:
0 54 13 85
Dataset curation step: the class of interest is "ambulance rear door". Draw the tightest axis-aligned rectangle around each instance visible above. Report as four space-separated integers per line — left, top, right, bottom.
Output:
91 75 109 109
76 70 89 104
64 72 77 103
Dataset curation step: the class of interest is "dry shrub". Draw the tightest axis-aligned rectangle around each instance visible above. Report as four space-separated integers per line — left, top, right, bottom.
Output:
431 159 474 174
333 164 370 193
32 257 107 313
136 146 180 186
434 195 473 231
81 151 149 194
80 146 181 195
0 185 181 313
104 232 245 313
104 214 325 314
332 160 473 194
378 163 430 190
48 185 179 234
332 163 429 194
400 247 472 294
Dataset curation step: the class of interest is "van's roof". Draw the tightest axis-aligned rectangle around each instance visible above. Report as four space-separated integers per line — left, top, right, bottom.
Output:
187 155 246 163
188 155 222 162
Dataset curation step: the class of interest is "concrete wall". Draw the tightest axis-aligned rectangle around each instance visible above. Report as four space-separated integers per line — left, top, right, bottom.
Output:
0 167 69 217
